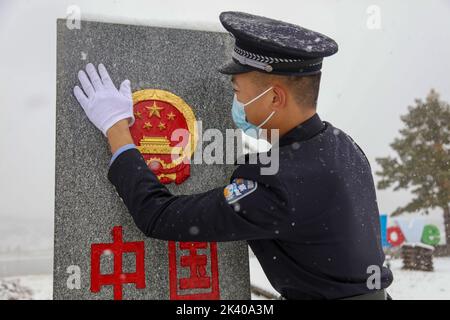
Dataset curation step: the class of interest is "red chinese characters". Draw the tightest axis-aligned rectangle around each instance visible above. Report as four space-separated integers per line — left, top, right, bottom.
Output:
90 226 145 300
168 241 220 300
90 227 221 300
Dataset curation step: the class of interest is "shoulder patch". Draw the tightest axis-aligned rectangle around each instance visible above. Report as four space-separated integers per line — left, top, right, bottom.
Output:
223 178 258 204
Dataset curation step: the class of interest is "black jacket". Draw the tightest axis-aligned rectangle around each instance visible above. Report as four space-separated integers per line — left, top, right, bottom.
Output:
107 113 393 299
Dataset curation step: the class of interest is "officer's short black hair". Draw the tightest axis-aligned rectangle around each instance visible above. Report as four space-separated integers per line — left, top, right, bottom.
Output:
250 71 322 109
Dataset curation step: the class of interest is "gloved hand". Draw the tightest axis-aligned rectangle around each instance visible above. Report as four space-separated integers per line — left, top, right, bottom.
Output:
73 63 135 136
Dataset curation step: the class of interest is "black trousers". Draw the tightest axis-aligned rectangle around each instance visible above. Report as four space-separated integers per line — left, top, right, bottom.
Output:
279 290 392 300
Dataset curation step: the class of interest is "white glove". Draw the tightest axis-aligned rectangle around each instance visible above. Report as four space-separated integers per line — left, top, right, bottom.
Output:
73 63 135 136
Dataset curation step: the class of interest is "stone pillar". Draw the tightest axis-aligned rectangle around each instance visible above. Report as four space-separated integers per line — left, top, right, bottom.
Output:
54 19 250 300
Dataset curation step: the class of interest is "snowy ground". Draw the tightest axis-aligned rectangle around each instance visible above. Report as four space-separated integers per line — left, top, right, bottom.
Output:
387 257 450 300
249 256 450 300
2 257 449 300
249 256 280 300
1 274 53 300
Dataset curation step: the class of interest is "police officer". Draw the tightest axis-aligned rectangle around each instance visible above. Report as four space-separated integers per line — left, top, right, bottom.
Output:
73 11 393 300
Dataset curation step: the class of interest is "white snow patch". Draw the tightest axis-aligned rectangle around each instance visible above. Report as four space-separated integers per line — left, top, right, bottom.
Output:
250 255 450 300
387 257 450 300
1 274 52 300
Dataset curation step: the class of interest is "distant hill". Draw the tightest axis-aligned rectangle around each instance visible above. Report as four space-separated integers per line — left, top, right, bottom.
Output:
0 215 53 255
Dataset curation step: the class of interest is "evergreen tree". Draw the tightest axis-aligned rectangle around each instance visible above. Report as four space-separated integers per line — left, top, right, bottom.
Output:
376 89 450 248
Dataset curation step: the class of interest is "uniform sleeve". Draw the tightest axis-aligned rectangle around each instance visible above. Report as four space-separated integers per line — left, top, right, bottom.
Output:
107 148 291 242
109 143 136 167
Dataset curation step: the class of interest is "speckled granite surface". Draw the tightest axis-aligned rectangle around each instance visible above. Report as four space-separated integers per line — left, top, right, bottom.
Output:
54 19 250 300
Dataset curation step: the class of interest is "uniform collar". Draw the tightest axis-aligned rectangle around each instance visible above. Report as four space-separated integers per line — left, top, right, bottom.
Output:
234 113 325 166
276 113 326 147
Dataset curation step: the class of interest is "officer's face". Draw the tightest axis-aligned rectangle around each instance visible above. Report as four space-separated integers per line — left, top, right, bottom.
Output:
231 72 276 128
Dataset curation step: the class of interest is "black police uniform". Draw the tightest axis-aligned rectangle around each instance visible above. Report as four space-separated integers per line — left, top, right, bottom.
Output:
107 11 393 299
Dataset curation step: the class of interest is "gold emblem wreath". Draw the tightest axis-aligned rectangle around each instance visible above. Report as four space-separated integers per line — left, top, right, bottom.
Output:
132 89 197 168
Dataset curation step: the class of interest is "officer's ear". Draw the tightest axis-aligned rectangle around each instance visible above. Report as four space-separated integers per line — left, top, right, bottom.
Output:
270 85 288 112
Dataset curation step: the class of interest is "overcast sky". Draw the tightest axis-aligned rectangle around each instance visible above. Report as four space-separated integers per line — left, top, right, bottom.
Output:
1 0 449 234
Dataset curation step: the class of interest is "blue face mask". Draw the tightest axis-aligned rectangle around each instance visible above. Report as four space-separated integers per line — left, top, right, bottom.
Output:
231 86 275 139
